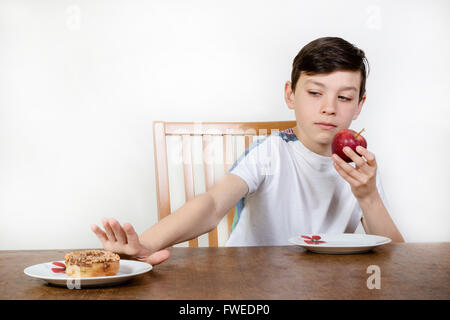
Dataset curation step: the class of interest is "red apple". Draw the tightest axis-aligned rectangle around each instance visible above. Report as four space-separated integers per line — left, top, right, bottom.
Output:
331 128 367 163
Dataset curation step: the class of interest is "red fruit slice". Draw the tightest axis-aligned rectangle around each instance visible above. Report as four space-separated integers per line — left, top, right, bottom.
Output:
301 235 312 240
304 240 326 245
51 268 66 273
311 235 321 240
52 262 66 268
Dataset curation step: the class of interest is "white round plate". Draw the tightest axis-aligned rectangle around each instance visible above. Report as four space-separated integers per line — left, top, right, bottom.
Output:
288 233 391 254
24 259 152 288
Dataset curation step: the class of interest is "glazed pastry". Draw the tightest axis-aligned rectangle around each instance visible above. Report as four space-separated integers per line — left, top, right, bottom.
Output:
64 250 120 277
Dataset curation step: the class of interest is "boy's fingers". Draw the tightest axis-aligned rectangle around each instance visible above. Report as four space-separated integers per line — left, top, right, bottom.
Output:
356 146 377 167
332 153 366 182
123 223 140 247
343 147 366 169
91 224 108 245
109 218 128 245
333 159 360 186
102 218 117 242
139 249 171 266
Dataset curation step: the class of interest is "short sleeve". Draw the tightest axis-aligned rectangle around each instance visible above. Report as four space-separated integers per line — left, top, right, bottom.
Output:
228 135 278 196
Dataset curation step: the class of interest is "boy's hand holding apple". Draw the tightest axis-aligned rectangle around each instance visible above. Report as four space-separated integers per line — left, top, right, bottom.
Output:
331 129 378 201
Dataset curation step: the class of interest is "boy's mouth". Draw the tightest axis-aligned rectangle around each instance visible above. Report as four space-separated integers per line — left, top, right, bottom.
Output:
315 122 337 130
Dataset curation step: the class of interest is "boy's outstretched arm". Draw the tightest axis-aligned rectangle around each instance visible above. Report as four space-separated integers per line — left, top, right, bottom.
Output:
332 145 405 242
138 173 248 253
91 173 248 264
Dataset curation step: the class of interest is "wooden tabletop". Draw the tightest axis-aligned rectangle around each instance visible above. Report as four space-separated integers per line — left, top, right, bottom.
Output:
1 243 449 300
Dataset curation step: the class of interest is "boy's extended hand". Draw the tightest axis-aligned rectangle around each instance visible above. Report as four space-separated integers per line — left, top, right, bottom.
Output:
91 218 170 266
332 145 378 201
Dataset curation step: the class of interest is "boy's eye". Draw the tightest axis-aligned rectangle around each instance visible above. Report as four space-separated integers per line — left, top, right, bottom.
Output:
309 91 352 102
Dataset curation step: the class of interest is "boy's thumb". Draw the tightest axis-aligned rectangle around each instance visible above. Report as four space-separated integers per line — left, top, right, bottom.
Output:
141 249 171 266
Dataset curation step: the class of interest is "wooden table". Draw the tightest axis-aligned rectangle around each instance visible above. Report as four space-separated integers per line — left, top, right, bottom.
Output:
1 243 449 300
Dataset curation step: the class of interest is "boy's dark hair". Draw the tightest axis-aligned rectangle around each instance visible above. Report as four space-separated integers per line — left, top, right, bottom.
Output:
291 37 370 102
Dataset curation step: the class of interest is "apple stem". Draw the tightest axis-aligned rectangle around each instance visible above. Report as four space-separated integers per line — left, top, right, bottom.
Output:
356 128 365 138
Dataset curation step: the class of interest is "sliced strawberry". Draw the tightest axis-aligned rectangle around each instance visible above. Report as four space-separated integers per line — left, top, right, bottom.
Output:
311 235 321 240
52 262 66 268
301 235 312 240
51 268 66 273
304 240 326 245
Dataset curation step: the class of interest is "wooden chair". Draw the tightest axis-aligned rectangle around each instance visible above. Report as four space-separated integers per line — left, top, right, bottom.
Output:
153 121 296 247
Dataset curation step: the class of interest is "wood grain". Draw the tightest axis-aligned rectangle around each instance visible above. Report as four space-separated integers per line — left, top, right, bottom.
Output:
2 243 449 299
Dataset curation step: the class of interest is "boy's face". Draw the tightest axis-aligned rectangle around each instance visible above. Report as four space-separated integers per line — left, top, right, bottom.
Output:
284 70 366 157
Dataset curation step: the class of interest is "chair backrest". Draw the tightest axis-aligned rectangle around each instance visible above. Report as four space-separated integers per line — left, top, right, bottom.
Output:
153 120 296 247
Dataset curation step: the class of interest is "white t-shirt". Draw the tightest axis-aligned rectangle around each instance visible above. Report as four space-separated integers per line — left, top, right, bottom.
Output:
225 128 389 246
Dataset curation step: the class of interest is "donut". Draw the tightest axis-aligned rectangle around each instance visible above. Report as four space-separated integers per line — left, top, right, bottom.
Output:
64 250 120 277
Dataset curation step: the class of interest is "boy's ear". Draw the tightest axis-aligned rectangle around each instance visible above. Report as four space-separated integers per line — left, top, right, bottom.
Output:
285 81 295 110
352 94 366 120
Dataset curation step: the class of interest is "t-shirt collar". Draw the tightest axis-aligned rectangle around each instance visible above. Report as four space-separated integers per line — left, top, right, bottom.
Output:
290 131 334 172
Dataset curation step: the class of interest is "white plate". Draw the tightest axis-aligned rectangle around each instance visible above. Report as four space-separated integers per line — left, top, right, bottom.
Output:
289 233 391 254
24 259 152 288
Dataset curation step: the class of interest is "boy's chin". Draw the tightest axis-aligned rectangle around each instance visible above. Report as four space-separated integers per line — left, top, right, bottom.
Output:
314 134 334 145
317 141 332 149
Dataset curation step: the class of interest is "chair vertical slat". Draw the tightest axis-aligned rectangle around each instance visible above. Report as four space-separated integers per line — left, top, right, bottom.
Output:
244 135 253 151
153 121 171 220
202 134 218 247
223 134 235 236
182 134 198 248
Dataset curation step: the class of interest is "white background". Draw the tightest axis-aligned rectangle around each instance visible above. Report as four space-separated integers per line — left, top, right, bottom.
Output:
1 0 449 250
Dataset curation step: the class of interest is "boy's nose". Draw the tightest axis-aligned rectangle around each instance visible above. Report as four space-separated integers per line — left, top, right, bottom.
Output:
320 102 337 115
319 95 338 115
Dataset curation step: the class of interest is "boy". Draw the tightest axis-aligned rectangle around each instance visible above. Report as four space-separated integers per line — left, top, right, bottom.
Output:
91 37 404 266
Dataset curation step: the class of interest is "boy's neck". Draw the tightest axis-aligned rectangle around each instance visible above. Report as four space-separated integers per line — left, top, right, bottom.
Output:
292 126 332 157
